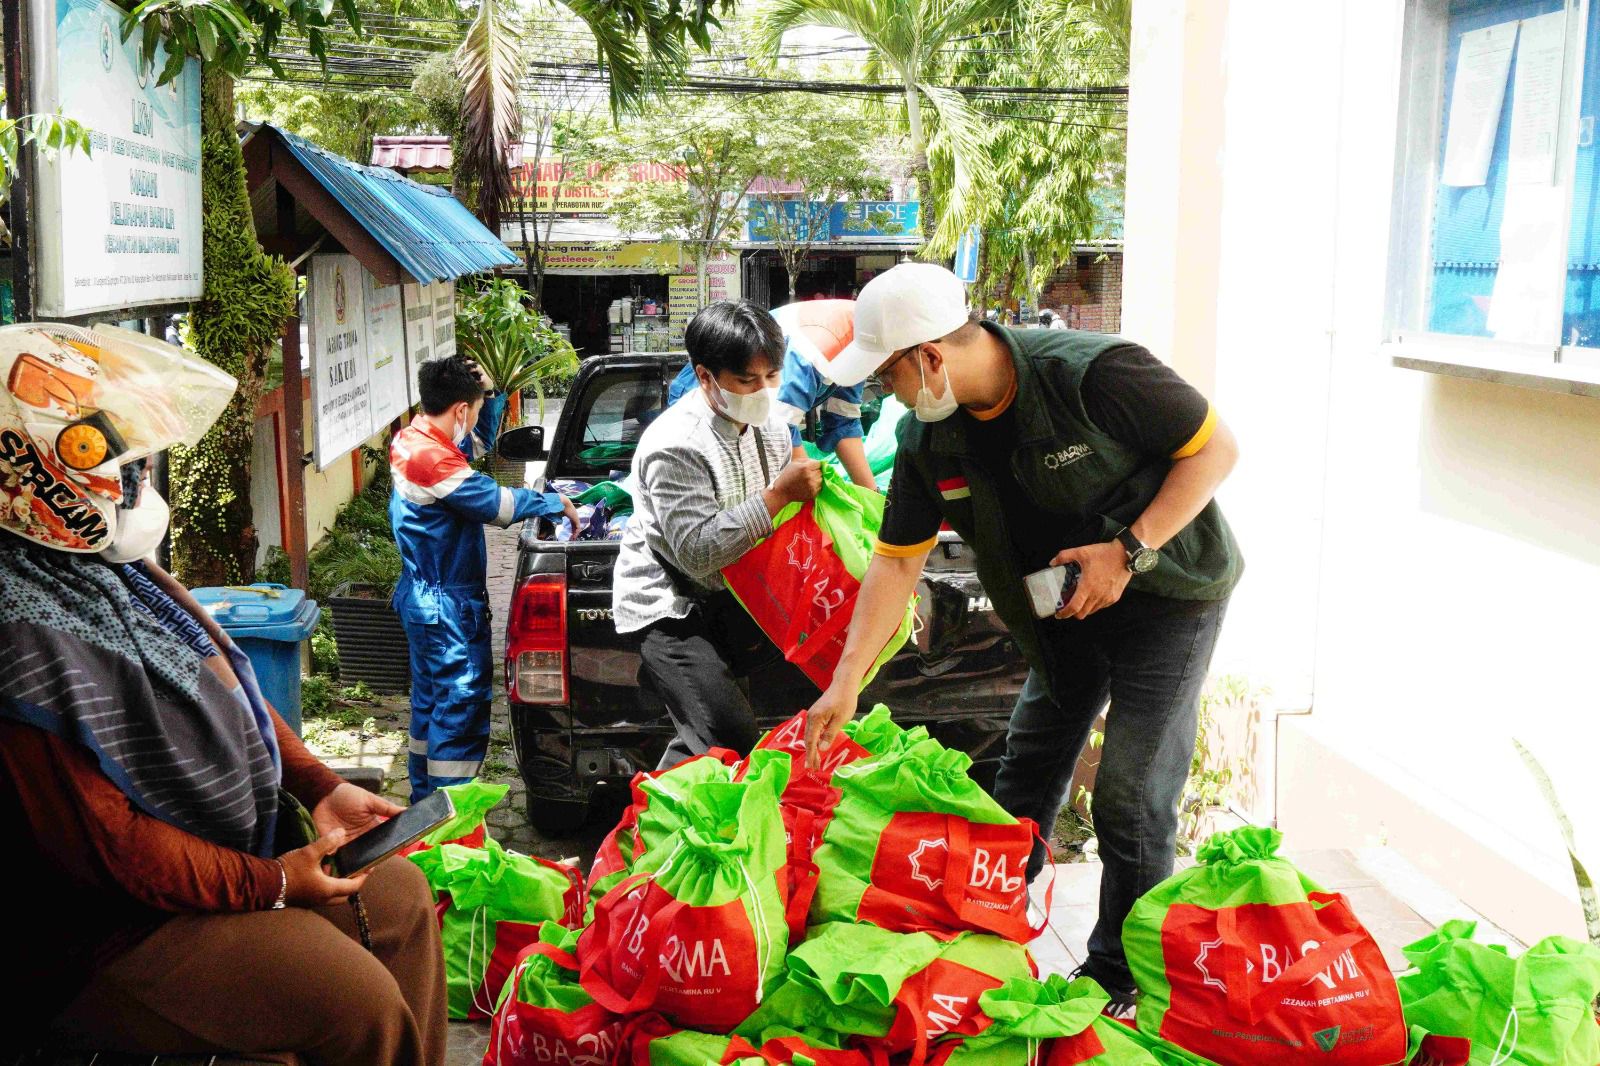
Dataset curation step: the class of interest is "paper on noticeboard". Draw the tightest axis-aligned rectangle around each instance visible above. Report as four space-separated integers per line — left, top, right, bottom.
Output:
1441 21 1518 187
1506 10 1567 185
1488 180 1564 343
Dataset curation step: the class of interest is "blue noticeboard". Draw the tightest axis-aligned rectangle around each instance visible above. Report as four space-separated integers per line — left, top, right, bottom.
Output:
953 225 981 283
1429 0 1600 345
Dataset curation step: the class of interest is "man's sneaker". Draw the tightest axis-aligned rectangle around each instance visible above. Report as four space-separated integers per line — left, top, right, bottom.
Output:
1068 963 1139 1021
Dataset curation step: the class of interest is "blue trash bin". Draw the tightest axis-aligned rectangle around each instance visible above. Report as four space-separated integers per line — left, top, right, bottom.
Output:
190 583 321 734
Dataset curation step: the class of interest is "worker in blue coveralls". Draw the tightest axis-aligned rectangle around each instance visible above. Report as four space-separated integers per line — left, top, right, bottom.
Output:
389 356 579 801
666 299 880 488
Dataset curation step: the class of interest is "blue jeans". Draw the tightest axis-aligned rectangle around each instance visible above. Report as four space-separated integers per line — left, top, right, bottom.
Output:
992 592 1229 991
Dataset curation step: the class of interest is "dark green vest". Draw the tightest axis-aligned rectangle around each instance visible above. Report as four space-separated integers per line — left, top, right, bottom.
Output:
895 326 1243 674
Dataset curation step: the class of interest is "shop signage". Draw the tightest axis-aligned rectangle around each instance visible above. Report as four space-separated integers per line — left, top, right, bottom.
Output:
745 200 920 244
512 161 683 218
541 242 685 275
668 252 742 345
30 0 204 316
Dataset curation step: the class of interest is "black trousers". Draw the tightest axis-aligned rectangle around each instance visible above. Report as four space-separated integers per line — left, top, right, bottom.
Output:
639 593 815 768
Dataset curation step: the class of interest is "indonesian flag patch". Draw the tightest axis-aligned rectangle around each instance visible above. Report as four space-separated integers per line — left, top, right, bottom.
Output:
937 476 971 501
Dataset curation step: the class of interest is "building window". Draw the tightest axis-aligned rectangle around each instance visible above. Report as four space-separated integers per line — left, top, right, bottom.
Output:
1390 0 1600 368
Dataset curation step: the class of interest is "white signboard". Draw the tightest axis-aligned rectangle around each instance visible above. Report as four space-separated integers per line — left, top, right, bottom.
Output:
30 0 204 315
364 273 409 425
308 255 373 470
402 282 433 407
432 281 458 361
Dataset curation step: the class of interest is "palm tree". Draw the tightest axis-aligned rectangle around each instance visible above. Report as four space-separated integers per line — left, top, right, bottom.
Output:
455 0 734 233
456 0 524 232
756 0 1012 253
941 0 1129 311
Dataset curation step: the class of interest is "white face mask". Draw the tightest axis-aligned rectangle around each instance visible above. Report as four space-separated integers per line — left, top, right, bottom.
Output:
99 486 170 564
913 354 959 422
452 406 471 444
705 376 774 426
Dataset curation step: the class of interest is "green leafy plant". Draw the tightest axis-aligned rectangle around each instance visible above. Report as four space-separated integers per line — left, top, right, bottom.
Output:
455 0 523 231
742 93 898 302
1065 675 1257 859
256 546 290 587
301 673 333 719
599 93 768 308
309 530 402 603
1179 678 1244 852
0 95 92 245
1515 739 1600 951
303 472 403 601
756 0 1008 253
310 620 339 678
457 277 579 418
120 0 360 84
1053 727 1103 857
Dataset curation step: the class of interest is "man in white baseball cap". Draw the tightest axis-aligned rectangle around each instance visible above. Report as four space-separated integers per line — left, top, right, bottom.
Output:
804 260 1245 1013
828 262 970 397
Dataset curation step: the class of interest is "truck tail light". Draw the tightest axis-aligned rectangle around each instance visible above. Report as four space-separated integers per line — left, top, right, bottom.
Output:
507 573 567 704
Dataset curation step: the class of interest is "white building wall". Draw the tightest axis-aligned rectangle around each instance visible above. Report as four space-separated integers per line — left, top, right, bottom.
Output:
1126 0 1600 942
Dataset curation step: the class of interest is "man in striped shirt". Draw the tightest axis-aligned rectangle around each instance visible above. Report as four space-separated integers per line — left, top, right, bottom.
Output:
390 356 577 801
613 301 823 766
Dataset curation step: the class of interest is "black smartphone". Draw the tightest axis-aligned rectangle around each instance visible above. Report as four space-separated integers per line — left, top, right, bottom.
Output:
330 789 455 876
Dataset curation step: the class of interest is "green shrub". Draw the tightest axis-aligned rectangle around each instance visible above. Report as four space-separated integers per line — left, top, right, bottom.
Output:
305 475 402 601
301 673 333 719
310 618 339 678
335 491 392 540
308 530 403 602
256 546 290 587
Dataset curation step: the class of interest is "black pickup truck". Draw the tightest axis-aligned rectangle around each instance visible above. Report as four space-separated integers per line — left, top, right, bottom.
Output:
497 352 1027 834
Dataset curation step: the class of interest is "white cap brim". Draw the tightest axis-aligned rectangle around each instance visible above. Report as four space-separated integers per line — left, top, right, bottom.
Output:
826 339 889 387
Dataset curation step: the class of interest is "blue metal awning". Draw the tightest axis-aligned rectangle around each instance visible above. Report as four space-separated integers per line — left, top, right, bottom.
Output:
266 126 518 283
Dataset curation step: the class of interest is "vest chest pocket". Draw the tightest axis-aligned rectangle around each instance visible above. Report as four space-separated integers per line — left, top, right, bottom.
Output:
1015 442 1129 518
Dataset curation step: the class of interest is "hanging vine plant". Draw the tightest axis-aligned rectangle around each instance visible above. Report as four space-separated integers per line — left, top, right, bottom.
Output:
167 69 295 586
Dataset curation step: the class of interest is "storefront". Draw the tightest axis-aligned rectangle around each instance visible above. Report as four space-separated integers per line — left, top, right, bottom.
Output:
737 199 920 309
519 221 682 355
741 248 905 307
503 219 744 355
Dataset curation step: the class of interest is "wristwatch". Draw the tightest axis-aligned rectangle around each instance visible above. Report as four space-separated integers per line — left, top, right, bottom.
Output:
1115 527 1160 574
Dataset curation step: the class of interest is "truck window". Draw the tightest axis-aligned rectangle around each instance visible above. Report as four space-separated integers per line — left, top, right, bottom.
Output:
561 370 668 475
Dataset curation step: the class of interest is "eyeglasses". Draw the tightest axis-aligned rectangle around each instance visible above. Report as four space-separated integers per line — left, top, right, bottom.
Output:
868 346 918 390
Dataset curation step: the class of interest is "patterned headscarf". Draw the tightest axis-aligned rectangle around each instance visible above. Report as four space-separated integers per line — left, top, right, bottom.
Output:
0 535 281 856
